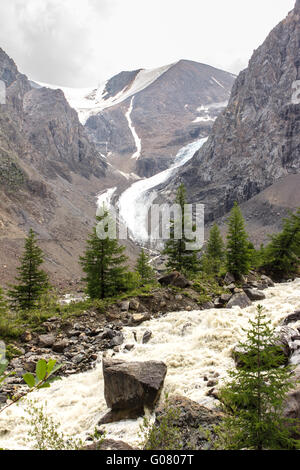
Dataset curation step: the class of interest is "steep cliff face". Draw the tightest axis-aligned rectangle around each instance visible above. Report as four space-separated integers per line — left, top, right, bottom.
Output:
159 2 300 221
0 48 108 286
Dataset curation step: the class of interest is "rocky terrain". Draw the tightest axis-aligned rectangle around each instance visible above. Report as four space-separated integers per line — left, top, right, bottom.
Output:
0 48 129 287
157 1 300 233
49 60 235 178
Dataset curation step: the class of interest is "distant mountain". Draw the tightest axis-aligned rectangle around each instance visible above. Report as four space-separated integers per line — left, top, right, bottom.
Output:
156 1 300 236
41 60 235 178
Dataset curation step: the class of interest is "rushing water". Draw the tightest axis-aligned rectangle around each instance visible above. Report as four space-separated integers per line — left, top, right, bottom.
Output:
0 279 299 449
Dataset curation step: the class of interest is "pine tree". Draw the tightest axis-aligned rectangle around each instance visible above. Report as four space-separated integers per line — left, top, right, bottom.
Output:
9 229 49 310
262 209 300 278
216 306 299 450
204 224 225 274
226 202 251 279
80 211 129 299
135 249 156 286
163 184 200 275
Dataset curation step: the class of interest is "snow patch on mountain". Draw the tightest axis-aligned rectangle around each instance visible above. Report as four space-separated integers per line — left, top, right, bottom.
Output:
125 97 142 160
36 62 174 124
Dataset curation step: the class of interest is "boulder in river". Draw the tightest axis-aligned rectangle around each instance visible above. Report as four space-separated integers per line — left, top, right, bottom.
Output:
243 288 266 301
102 358 167 416
226 292 252 309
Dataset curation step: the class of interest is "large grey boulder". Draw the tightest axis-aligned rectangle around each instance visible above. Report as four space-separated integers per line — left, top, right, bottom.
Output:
227 292 252 309
102 358 167 415
158 272 192 288
243 288 266 301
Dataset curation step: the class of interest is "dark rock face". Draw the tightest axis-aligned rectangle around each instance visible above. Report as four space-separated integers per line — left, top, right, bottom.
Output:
243 288 266 301
102 358 167 414
85 60 235 177
283 310 300 326
159 4 300 222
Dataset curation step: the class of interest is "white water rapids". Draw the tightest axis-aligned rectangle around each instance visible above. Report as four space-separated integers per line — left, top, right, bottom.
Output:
0 278 299 449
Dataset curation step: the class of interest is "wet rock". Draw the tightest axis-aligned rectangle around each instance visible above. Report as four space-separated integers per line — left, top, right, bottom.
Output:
124 344 135 352
282 311 300 326
83 439 135 451
98 407 143 425
243 288 266 301
202 301 214 309
131 313 151 325
103 358 167 413
226 292 252 309
109 333 124 348
260 275 275 287
142 330 152 344
220 294 232 304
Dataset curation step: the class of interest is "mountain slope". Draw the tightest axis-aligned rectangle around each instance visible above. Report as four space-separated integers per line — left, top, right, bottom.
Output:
44 60 235 178
0 47 109 287
158 2 300 225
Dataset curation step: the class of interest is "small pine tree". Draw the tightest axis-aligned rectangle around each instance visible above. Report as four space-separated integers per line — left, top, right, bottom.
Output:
216 306 299 450
226 202 251 279
262 209 300 278
163 184 200 275
9 229 49 310
204 224 225 275
80 211 129 299
135 249 156 286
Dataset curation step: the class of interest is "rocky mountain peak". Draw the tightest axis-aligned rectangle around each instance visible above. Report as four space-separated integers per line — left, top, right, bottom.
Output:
157 2 300 224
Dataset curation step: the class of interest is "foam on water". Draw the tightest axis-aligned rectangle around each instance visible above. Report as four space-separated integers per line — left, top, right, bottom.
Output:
0 279 299 449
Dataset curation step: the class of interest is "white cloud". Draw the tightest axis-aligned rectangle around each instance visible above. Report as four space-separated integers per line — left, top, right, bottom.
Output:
0 0 296 87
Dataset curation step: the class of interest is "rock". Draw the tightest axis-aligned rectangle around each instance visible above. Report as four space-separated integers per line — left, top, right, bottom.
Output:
23 360 36 373
220 294 232 304
109 334 124 348
226 292 252 309
21 331 32 342
129 300 140 311
243 288 266 301
158 272 192 288
154 395 223 450
124 344 135 352
72 353 85 364
175 294 183 301
52 339 68 353
103 358 167 414
283 311 300 326
83 439 135 451
98 408 143 425
142 330 152 344
131 313 151 325
260 275 275 287
120 301 130 312
159 301 167 308
38 334 56 348
100 328 116 340
202 301 214 310
224 272 235 285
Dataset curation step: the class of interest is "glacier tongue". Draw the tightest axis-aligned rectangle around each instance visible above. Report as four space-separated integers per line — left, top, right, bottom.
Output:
117 137 208 243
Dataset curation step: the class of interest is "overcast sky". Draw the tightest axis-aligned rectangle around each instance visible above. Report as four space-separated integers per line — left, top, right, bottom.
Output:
0 0 296 88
